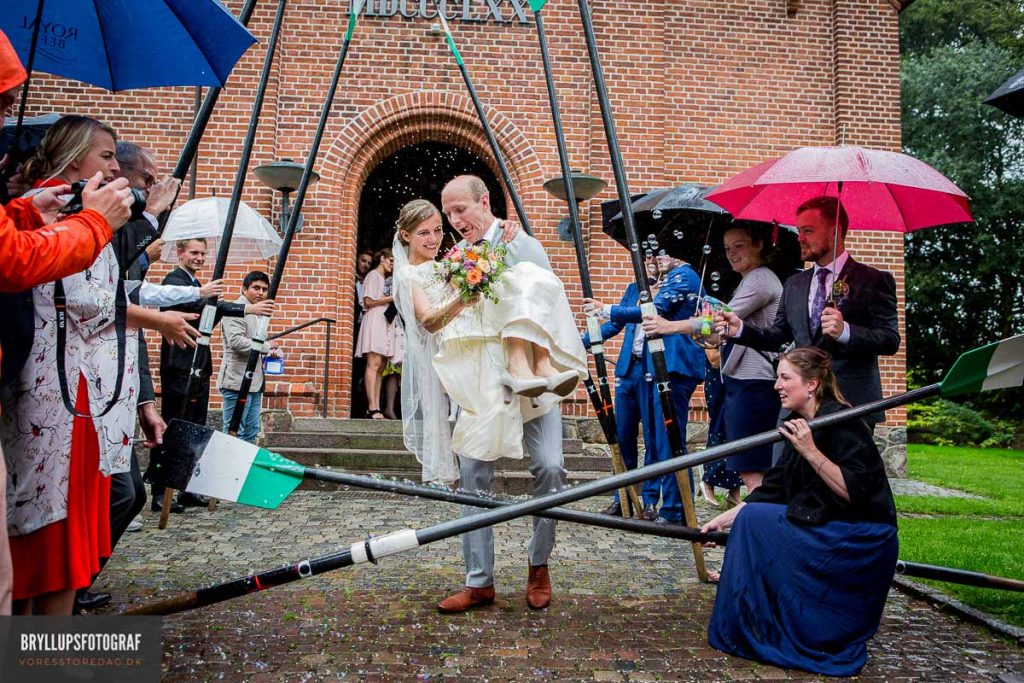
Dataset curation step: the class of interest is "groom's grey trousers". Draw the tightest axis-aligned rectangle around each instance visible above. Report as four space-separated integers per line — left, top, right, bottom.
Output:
458 407 565 588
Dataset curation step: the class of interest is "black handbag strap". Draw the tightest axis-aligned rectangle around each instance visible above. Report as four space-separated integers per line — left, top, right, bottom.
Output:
54 277 128 419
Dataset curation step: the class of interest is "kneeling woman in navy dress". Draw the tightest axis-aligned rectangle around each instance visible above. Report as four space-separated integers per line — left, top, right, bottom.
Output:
701 346 898 677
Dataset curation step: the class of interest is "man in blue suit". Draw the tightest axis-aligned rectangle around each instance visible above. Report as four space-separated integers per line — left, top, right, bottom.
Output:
582 263 657 520
583 248 705 523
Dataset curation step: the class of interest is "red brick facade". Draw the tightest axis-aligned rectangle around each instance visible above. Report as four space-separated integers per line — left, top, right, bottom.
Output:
19 0 905 423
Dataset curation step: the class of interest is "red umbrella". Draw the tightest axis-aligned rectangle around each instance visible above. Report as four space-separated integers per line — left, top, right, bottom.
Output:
705 145 973 232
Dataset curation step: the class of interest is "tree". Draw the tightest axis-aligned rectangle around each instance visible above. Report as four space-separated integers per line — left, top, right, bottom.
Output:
901 1 1024 416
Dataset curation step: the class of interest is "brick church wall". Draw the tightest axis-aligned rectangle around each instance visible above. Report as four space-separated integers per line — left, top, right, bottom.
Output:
17 0 905 423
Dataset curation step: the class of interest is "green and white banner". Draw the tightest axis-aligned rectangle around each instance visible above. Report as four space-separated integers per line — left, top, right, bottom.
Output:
185 431 303 509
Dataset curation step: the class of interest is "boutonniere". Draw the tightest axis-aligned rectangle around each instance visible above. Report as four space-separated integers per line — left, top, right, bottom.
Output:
830 274 850 308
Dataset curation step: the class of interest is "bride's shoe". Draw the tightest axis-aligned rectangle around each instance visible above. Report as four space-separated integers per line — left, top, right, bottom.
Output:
501 372 548 404
545 370 580 397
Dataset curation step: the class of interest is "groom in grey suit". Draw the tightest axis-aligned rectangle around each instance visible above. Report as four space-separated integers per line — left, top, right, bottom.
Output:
436 175 565 614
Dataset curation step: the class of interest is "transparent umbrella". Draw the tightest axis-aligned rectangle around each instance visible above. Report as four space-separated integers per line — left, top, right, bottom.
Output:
161 197 281 264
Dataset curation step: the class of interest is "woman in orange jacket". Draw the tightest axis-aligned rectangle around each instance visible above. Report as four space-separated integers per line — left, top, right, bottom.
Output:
0 28 134 616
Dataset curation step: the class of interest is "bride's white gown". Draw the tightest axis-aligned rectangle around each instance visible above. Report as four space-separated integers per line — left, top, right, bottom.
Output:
406 259 587 463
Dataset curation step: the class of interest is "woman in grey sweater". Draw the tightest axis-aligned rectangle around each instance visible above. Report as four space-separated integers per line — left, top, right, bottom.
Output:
643 223 782 492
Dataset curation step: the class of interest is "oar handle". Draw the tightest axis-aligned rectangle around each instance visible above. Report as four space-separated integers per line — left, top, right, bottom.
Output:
127 592 201 616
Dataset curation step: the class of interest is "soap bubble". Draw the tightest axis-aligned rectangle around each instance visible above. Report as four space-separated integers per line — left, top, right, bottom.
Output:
644 373 654 382
651 209 663 220
673 230 684 239
711 283 720 292
702 244 712 255
710 271 721 282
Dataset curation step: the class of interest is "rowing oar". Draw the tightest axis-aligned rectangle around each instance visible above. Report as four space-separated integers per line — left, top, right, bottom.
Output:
156 420 1024 596
572 0 707 578
896 561 1024 592
156 418 725 546
225 1 366 438
431 1 533 236
527 1 640 518
123 0 260 270
156 0 290 529
126 334 1024 615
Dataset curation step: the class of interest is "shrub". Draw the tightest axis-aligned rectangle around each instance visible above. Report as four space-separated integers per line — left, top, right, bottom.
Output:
907 400 1015 448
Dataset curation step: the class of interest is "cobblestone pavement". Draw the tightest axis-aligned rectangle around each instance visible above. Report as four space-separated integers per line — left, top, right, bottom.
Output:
98 490 1023 681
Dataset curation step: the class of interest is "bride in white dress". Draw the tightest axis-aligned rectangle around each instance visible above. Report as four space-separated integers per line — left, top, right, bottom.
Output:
392 200 587 485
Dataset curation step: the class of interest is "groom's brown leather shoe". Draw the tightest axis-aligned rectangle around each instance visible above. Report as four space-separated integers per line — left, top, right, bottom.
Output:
526 564 552 610
437 586 495 614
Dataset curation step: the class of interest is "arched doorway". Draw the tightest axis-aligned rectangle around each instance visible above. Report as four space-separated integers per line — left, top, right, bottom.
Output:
356 140 506 253
349 140 505 418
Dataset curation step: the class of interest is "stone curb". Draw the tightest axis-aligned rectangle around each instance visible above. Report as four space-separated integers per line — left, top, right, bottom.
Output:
892 576 1024 646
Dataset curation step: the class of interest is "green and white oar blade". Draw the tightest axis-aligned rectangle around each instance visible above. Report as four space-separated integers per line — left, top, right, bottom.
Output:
434 7 464 66
345 0 365 42
941 334 1024 397
186 431 304 509
528 0 549 11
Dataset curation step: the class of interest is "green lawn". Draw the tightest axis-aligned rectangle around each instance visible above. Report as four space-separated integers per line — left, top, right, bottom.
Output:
896 444 1024 627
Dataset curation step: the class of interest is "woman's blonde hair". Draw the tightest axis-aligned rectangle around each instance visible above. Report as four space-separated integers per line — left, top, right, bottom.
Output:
22 115 117 185
779 347 849 408
394 199 441 245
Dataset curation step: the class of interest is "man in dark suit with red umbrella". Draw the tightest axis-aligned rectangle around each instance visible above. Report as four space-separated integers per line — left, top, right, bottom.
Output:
718 196 901 433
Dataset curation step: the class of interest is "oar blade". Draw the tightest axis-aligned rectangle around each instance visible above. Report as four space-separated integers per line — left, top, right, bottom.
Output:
940 334 1024 397
528 0 550 10
434 5 465 66
163 419 303 509
345 0 365 42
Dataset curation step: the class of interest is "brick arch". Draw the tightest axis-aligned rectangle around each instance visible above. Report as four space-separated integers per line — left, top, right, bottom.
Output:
320 89 547 417
322 89 545 231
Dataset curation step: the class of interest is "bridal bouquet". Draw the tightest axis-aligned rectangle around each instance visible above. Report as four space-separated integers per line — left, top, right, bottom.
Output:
439 241 508 304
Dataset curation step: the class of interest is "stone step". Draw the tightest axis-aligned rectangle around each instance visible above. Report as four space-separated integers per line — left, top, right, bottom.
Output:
288 417 585 440
290 417 404 434
264 430 585 454
272 447 613 474
295 468 612 497
264 431 407 450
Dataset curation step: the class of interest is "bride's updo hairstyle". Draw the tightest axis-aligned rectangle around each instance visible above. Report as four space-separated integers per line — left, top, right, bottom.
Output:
395 199 441 245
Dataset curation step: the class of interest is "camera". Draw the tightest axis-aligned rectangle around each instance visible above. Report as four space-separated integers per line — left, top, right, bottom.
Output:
61 179 148 221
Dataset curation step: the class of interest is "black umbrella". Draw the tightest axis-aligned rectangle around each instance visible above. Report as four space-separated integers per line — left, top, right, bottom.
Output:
601 183 802 300
984 65 1024 118
0 112 57 164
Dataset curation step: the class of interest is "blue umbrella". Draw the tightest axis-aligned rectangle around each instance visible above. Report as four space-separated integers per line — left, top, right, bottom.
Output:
1 0 255 91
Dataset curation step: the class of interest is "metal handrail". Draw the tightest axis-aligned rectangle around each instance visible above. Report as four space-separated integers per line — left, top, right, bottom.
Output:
267 317 337 417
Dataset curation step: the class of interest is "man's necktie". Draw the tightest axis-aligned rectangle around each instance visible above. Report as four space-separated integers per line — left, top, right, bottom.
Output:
810 268 830 333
